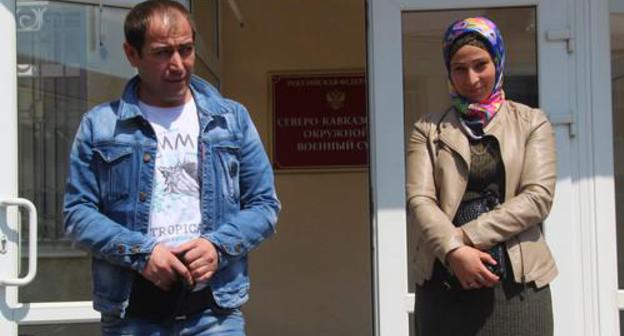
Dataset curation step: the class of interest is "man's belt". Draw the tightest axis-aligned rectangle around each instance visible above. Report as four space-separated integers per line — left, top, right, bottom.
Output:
126 275 222 321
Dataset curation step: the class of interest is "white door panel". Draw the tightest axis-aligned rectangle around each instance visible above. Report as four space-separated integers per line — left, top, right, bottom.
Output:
368 0 615 335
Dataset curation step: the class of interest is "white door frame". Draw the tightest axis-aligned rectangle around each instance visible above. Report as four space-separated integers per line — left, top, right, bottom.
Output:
576 0 619 334
367 0 619 335
0 0 20 333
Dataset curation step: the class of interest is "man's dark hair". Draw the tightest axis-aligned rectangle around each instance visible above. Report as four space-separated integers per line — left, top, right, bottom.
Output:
124 0 196 55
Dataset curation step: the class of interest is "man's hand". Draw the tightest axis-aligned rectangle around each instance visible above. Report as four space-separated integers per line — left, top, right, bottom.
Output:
446 246 499 290
171 238 219 284
141 244 194 291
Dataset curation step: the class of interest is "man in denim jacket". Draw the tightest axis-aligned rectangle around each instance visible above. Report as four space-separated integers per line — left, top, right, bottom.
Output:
63 1 280 334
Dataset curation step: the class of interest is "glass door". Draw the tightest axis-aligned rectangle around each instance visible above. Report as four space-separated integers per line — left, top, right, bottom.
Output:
368 0 596 335
0 1 219 335
1 1 133 335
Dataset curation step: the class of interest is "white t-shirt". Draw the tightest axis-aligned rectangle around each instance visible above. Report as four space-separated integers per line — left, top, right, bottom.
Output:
140 99 201 248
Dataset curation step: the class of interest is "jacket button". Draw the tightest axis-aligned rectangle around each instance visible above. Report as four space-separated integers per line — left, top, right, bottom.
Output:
139 192 147 202
143 153 151 163
235 244 242 253
117 245 125 254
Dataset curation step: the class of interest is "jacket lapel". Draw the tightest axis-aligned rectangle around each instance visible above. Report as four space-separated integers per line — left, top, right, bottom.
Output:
438 108 471 168
484 101 507 145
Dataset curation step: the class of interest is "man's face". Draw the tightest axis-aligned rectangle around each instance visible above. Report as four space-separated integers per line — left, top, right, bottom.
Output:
124 12 195 107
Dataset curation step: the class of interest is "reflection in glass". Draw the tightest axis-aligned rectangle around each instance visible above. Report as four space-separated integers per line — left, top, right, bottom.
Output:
401 6 538 299
16 0 133 303
17 1 133 246
15 0 223 306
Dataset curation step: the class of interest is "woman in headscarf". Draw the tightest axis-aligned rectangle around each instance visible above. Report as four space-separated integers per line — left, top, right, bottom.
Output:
406 16 557 335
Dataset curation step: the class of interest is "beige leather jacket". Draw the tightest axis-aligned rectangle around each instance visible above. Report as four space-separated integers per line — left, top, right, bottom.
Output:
406 100 558 287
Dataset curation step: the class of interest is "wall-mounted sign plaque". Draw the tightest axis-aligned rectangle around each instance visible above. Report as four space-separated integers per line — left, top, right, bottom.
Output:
271 72 367 169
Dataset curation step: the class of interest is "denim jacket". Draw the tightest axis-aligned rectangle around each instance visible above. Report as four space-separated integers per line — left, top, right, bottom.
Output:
63 75 280 317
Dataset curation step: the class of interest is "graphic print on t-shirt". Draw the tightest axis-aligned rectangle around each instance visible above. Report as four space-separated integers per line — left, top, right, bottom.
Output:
159 158 198 197
140 100 202 248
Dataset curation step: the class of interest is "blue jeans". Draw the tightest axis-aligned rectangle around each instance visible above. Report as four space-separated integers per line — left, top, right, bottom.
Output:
101 307 245 336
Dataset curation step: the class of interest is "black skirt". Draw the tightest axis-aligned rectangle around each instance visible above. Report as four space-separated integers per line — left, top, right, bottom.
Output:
414 261 553 336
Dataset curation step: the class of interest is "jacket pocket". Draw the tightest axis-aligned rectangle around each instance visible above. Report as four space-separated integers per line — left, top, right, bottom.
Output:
93 144 134 203
215 144 241 203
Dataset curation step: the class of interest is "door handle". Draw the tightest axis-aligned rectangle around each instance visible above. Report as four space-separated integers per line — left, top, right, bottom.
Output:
0 198 37 286
546 28 575 54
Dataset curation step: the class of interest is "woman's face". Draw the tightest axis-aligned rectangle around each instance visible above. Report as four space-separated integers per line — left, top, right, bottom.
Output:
449 45 496 103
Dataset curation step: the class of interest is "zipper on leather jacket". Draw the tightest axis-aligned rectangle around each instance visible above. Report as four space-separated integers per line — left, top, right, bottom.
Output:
516 236 526 284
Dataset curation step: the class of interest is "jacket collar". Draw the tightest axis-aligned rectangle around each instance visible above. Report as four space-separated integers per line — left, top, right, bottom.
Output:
116 74 224 121
437 101 510 167
483 101 508 144
438 107 471 166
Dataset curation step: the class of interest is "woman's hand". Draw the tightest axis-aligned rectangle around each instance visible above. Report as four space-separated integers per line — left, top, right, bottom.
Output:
446 246 500 289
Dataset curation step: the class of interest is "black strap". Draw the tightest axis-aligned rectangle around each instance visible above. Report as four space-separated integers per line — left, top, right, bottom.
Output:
126 275 218 321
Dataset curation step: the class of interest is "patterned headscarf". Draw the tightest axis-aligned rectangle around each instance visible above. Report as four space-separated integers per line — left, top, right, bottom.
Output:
442 17 505 130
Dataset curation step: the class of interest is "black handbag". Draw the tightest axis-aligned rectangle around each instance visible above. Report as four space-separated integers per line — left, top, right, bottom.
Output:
452 191 507 278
